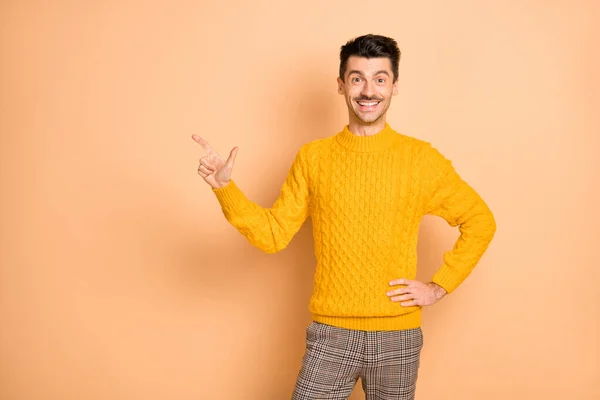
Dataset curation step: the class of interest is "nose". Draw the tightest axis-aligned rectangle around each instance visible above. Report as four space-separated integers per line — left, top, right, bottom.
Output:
361 80 375 98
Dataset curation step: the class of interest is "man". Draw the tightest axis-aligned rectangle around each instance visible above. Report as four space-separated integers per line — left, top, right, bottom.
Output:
192 34 496 400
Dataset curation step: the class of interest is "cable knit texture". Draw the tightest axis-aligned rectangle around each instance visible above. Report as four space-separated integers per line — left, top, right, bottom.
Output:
212 123 496 331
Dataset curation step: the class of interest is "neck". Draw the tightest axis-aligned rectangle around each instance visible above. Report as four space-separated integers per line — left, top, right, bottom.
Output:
335 122 396 153
347 113 388 136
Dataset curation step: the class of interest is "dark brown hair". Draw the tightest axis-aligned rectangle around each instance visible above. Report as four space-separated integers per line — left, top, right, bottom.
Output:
339 34 401 82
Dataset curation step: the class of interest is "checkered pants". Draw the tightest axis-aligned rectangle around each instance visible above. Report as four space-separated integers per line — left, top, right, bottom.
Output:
292 322 423 400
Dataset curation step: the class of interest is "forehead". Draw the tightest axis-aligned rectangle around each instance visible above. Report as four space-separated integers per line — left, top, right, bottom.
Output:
345 56 392 76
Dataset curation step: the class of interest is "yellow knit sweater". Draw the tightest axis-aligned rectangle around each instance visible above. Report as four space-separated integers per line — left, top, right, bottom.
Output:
212 123 496 331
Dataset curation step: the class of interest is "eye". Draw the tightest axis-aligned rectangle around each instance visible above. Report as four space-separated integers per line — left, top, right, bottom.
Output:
351 77 362 83
377 78 386 84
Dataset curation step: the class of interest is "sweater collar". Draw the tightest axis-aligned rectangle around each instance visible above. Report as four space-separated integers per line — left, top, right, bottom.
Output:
335 123 397 153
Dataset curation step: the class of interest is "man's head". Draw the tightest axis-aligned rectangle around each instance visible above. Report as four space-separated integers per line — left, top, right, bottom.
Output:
339 34 401 84
337 34 401 126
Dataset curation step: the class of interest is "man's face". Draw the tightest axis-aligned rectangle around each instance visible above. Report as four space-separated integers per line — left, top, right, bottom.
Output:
337 56 399 125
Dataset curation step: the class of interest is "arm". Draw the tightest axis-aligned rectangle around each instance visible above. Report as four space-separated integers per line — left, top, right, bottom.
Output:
422 143 497 294
211 146 311 254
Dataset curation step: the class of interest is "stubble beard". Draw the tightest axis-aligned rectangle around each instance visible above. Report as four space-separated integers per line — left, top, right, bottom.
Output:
350 98 390 125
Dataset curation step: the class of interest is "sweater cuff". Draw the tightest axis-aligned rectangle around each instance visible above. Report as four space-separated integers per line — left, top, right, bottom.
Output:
211 180 246 211
431 264 468 294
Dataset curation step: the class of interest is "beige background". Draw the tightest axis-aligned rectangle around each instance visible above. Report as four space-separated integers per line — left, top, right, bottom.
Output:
1 1 599 399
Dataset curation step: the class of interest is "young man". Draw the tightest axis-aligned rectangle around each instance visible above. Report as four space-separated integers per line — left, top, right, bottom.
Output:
193 34 496 400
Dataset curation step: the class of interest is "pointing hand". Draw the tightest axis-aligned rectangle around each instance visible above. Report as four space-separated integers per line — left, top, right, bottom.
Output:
192 135 238 189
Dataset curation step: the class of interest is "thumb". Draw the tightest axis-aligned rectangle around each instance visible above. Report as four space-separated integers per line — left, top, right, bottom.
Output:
226 147 239 169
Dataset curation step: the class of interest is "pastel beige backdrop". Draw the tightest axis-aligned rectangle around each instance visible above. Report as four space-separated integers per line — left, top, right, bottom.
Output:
1 1 598 399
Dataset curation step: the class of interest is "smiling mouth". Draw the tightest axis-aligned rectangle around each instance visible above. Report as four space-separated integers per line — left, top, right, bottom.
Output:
357 100 380 106
356 99 382 110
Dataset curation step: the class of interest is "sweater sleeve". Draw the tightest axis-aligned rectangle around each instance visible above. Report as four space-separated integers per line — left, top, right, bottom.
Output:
211 145 311 254
421 143 497 293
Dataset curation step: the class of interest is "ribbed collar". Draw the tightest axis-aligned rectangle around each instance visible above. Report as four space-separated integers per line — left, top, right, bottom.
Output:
335 123 397 153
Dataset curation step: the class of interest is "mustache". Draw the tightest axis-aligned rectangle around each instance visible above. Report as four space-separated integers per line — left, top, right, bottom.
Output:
354 96 384 101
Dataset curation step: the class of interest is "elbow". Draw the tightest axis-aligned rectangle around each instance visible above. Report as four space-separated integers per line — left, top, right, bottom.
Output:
486 200 497 230
489 211 497 237
460 205 497 243
257 239 290 254
260 245 281 254
480 207 497 243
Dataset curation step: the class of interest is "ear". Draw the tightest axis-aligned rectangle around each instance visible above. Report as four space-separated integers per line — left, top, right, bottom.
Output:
337 77 344 95
392 79 399 96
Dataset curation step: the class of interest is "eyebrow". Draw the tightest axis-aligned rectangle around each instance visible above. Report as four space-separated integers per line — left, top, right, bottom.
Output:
347 70 391 77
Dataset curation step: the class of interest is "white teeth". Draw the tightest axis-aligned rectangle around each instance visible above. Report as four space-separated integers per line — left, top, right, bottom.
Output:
358 101 379 106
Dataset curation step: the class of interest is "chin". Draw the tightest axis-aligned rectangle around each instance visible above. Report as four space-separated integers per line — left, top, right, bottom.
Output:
355 113 383 124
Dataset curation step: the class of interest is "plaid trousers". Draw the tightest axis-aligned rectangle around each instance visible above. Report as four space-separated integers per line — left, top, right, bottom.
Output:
292 322 423 400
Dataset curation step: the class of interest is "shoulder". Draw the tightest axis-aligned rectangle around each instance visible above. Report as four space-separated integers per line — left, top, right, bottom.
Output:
298 135 335 160
302 135 335 150
389 129 442 159
389 129 454 174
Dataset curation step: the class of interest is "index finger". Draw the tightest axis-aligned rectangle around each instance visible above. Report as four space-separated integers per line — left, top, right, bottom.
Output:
389 279 412 287
191 134 213 153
